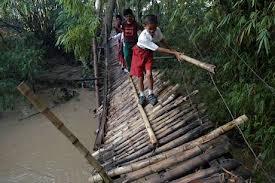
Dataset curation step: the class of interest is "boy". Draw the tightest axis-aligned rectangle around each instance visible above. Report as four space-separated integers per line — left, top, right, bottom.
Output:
122 8 143 70
130 15 181 106
114 15 123 34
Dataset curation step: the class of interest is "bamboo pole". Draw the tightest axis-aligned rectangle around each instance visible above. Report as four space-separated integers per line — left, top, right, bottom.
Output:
115 118 204 162
17 82 112 183
104 107 197 158
92 38 100 108
89 137 228 183
114 121 212 166
147 144 229 183
119 115 248 166
171 159 240 183
124 143 234 182
95 24 109 149
95 104 203 160
103 106 204 163
129 77 158 145
179 53 216 73
153 121 213 155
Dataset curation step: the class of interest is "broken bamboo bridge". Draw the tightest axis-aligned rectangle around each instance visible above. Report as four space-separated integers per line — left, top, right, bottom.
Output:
89 36 251 182
16 29 253 183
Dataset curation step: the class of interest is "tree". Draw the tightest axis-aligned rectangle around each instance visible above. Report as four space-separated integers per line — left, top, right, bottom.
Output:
0 0 60 51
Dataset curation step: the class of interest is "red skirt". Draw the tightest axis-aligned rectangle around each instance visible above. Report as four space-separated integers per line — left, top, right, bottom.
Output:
130 46 153 78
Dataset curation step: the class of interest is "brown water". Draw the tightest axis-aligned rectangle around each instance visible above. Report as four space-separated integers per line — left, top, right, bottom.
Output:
0 89 97 183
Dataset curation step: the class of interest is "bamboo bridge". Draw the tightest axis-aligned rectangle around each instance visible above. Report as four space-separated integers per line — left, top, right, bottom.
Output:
17 31 252 183
88 37 251 182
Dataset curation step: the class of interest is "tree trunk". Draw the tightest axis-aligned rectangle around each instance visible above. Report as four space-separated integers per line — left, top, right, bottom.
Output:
104 0 116 35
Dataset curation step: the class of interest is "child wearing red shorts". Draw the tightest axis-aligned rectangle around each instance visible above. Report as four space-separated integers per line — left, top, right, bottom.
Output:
130 15 181 106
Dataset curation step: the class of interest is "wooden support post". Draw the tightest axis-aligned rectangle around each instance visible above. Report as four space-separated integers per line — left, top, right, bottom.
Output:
92 38 100 108
94 24 109 150
129 77 158 145
179 54 216 73
17 82 112 183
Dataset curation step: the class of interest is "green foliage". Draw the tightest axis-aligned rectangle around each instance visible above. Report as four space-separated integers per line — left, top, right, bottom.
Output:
56 0 99 61
0 33 44 111
0 0 60 49
142 0 275 178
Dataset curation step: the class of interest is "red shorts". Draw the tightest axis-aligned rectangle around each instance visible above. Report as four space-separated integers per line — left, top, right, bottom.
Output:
130 45 153 78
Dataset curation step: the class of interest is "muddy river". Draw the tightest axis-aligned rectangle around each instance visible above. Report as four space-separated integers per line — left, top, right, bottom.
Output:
0 89 97 183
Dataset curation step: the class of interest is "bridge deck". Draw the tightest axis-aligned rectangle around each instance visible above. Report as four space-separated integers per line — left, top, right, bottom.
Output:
89 43 250 183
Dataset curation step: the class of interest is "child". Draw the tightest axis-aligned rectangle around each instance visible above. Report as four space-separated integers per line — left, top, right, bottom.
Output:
130 15 181 106
111 32 127 72
114 15 123 34
111 15 127 72
122 8 143 70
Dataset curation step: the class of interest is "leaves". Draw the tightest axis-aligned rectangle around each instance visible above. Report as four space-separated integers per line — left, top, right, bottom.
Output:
0 33 44 111
257 28 270 55
56 0 99 61
151 0 275 172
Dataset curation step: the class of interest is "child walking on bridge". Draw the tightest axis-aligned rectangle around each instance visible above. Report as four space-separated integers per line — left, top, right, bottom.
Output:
130 15 181 106
111 15 127 72
122 9 143 70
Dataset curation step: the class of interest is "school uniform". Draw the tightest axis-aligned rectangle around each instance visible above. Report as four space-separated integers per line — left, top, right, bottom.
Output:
130 27 164 78
112 33 125 67
122 21 141 70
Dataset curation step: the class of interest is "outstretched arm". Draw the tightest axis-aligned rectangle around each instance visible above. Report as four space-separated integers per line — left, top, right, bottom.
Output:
156 47 181 61
159 39 171 49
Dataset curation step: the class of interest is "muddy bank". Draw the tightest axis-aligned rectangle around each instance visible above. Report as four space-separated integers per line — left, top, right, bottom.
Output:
0 89 97 183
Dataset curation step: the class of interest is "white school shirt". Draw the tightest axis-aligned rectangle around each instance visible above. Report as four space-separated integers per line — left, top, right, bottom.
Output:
112 32 125 46
137 27 164 51
112 32 124 42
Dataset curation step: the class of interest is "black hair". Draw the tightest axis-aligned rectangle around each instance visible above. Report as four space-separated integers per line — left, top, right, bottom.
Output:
123 8 134 16
143 14 158 25
116 14 122 20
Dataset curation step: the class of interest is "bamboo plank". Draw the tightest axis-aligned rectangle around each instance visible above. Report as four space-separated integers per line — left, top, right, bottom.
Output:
129 77 158 145
171 159 241 183
147 144 229 183
89 137 228 183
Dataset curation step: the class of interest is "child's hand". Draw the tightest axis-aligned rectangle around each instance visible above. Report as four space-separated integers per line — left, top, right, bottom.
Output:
174 51 182 61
